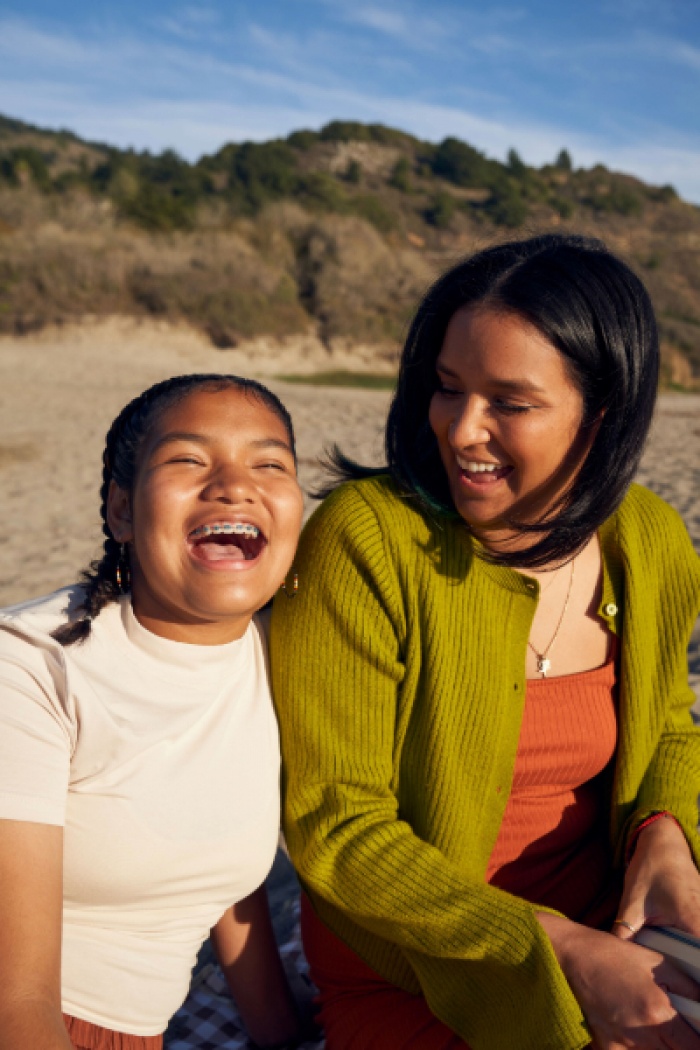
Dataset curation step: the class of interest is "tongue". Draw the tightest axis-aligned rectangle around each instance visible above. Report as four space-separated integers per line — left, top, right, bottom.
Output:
196 541 247 562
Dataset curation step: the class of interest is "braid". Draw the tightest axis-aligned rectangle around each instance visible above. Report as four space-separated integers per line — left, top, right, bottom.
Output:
52 373 295 646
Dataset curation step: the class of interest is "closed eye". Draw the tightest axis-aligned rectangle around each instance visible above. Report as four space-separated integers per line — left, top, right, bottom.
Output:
493 400 535 415
261 463 294 473
435 381 462 398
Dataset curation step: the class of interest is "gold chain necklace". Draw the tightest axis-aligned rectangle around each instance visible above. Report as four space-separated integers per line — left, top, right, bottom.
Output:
527 557 576 678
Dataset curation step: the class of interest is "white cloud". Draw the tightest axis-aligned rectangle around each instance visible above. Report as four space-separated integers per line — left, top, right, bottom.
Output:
325 0 456 51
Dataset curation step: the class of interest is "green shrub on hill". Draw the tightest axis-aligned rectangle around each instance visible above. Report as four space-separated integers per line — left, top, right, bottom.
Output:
0 147 52 190
425 191 456 228
431 137 493 187
583 182 643 217
555 149 573 172
389 157 412 192
484 184 529 227
344 160 362 184
319 121 416 148
286 129 319 151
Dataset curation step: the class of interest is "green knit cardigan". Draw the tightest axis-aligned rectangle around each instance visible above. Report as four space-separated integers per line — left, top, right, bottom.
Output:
271 477 700 1050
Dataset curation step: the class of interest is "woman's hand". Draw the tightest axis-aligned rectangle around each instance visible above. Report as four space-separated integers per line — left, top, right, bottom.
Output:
211 887 304 1048
538 911 700 1049
612 816 700 941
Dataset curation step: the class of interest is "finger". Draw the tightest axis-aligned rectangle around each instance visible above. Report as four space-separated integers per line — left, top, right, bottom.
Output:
611 916 644 940
659 1011 700 1050
658 960 700 1002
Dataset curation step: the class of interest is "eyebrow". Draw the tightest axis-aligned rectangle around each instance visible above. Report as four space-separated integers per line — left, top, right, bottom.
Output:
150 432 295 455
435 363 546 395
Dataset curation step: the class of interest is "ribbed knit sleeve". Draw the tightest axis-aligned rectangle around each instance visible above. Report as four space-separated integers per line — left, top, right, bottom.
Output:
611 487 700 864
271 478 589 1050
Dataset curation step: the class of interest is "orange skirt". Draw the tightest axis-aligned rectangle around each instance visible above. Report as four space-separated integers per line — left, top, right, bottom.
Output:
63 1014 163 1050
301 894 467 1050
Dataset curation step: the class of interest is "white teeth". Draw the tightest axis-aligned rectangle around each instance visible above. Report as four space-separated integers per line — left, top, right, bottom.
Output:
456 458 502 473
191 522 260 539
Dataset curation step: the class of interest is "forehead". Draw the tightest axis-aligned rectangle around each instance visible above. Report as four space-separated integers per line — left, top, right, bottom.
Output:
149 386 289 441
438 306 581 391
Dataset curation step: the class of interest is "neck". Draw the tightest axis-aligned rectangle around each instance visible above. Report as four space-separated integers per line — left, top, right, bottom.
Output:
131 601 251 645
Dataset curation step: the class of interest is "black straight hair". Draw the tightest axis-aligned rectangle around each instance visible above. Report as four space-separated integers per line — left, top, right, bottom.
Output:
324 233 660 568
53 373 295 646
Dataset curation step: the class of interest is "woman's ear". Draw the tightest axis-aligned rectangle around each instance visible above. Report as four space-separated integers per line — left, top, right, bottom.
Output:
106 480 133 543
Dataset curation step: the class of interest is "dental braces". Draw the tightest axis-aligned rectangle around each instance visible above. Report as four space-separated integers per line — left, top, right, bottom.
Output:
191 523 260 539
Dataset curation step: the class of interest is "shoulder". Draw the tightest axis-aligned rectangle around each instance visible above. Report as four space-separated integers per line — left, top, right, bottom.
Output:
303 475 438 549
613 485 697 564
615 484 691 533
0 589 79 748
0 585 86 640
608 485 699 603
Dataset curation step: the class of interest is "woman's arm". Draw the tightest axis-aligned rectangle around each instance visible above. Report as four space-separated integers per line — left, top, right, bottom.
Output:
211 886 302 1048
613 495 700 868
0 820 72 1050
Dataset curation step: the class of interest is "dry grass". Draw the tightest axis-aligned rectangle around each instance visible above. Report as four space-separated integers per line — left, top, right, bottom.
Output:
0 181 699 381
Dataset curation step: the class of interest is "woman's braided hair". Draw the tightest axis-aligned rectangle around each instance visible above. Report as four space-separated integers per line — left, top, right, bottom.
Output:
52 373 295 647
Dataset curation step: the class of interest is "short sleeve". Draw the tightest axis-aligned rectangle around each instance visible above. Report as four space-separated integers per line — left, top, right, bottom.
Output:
0 627 72 825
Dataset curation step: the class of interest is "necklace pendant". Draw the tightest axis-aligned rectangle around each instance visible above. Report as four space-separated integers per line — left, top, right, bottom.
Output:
537 656 551 677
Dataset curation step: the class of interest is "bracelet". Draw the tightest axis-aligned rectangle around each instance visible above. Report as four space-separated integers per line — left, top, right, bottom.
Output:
625 811 683 867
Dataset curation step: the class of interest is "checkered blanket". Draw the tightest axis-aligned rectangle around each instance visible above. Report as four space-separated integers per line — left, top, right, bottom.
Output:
164 862 324 1050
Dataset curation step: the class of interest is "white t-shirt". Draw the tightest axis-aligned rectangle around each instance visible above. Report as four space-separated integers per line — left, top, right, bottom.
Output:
0 587 281 1035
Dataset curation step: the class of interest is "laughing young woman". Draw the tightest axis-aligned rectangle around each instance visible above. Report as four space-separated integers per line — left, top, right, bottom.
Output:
0 374 305 1050
271 236 700 1050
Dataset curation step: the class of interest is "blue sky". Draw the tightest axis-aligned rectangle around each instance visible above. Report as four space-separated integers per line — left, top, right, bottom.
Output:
1 0 699 201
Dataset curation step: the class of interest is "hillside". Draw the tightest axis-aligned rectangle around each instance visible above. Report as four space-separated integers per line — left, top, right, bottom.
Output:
1 114 699 384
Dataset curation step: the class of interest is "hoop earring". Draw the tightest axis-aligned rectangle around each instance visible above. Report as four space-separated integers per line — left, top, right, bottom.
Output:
115 543 131 593
280 573 298 598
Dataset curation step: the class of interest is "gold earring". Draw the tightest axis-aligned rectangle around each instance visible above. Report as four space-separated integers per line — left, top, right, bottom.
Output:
116 543 131 593
280 573 298 598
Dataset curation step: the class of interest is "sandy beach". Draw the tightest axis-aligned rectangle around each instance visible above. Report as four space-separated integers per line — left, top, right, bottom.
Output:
0 320 698 701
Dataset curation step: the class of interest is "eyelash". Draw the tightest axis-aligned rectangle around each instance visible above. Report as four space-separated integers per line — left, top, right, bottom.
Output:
494 401 532 415
436 384 533 415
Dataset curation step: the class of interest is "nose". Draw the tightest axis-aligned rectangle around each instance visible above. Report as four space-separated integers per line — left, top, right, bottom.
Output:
201 463 255 504
447 395 491 449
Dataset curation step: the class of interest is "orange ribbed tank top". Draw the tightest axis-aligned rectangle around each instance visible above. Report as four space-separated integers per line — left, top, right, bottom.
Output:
486 654 619 924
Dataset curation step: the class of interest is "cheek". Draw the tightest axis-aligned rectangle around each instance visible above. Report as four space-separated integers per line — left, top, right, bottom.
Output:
280 492 304 544
427 397 446 442
130 481 187 555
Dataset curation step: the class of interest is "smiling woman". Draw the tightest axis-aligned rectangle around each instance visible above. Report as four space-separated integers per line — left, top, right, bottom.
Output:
0 374 305 1050
272 235 700 1050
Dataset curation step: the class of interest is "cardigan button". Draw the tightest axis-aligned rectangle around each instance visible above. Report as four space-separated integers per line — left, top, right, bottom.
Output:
604 602 618 617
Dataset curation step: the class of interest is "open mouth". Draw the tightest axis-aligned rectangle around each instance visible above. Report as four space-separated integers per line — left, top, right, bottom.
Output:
187 522 267 564
456 458 513 486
